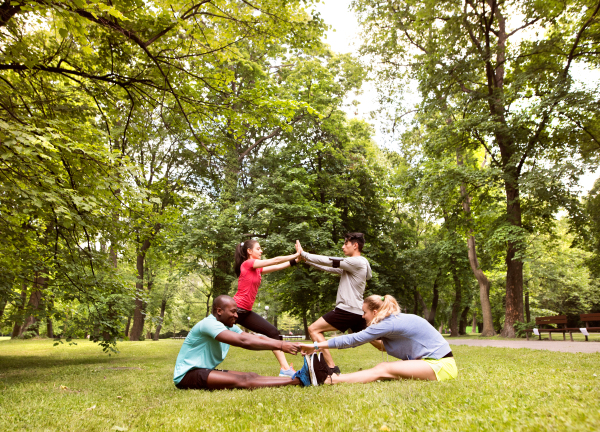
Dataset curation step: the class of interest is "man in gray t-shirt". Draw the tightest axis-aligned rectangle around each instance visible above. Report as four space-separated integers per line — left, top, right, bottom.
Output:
296 233 372 374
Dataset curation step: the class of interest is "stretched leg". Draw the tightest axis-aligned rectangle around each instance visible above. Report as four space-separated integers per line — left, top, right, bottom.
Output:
329 360 436 384
206 370 301 390
236 309 291 370
308 317 338 368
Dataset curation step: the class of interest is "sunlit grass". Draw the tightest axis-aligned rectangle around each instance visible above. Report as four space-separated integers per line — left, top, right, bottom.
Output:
1 338 599 431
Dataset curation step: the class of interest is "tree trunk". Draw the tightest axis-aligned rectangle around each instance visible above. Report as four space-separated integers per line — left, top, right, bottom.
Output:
472 312 477 334
129 238 151 341
205 293 211 317
302 311 309 339
525 284 530 323
109 243 118 269
500 182 524 337
456 147 496 336
11 287 27 338
416 291 429 317
415 278 439 326
459 306 470 335
125 316 131 337
213 256 232 297
413 287 419 315
154 298 167 340
19 272 46 336
449 267 462 337
46 318 54 338
428 278 439 325
0 297 6 320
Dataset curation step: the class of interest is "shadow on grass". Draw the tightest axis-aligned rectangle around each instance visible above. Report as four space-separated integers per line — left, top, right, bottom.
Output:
0 355 117 371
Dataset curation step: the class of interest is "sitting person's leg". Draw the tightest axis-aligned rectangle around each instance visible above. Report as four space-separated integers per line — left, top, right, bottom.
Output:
206 370 301 390
176 368 301 390
328 360 437 384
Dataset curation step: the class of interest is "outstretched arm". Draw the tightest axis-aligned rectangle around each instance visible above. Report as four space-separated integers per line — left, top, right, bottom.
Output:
253 252 300 270
305 261 343 275
262 257 300 275
216 330 300 355
300 324 388 354
296 241 357 274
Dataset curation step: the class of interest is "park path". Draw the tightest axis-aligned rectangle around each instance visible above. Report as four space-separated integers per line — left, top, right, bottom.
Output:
448 338 600 354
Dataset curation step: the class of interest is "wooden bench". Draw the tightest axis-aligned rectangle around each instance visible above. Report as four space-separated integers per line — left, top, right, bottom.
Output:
526 315 575 341
579 313 600 341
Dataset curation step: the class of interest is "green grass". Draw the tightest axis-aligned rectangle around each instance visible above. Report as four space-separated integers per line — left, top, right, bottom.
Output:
1 338 599 431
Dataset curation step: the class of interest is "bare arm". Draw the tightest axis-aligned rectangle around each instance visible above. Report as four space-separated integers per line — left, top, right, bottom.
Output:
300 339 385 354
252 252 300 269
216 330 300 354
262 257 300 275
369 339 386 352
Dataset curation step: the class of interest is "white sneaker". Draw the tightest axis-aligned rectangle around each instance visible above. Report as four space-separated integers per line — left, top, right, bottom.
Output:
308 353 320 386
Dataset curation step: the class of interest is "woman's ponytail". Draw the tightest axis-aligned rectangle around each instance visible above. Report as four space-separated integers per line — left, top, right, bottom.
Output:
234 239 258 277
364 294 400 326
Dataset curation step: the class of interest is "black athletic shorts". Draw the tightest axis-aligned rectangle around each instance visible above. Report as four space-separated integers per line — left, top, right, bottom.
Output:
322 307 366 333
175 368 229 390
236 308 282 340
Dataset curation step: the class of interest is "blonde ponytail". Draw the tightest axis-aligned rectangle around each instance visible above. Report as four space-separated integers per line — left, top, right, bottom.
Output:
364 294 400 326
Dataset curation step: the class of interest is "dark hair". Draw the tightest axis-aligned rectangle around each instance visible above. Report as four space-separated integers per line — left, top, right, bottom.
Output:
234 239 259 277
344 232 365 252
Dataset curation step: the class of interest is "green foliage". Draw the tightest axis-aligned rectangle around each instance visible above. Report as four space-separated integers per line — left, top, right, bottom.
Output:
513 321 536 338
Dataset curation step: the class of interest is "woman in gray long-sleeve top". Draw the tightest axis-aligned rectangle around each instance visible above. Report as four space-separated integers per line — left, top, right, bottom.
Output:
300 295 458 384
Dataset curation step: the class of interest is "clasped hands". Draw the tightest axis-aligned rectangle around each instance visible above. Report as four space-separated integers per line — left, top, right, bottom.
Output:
281 342 317 355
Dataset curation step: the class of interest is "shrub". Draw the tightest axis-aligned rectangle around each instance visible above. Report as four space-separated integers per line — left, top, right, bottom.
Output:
514 321 536 338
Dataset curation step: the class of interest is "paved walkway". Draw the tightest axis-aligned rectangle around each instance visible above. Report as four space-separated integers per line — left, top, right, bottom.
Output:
448 338 600 354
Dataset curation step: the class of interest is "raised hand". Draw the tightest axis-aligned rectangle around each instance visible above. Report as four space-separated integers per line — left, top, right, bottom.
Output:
295 240 304 255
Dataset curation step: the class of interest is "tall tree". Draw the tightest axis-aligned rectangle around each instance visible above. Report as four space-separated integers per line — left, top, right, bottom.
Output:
355 0 600 336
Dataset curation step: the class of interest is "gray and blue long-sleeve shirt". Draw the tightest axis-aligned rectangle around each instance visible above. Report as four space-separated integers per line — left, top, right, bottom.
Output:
327 313 451 360
301 251 372 316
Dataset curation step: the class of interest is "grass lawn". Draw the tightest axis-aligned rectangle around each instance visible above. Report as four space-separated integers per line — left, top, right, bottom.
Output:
1 338 599 431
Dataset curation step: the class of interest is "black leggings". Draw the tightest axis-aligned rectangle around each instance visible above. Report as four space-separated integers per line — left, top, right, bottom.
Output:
236 308 282 341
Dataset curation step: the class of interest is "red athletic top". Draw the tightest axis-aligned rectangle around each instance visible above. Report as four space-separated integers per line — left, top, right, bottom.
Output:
233 259 263 311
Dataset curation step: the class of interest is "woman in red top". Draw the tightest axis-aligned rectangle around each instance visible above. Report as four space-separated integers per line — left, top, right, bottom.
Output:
234 239 300 377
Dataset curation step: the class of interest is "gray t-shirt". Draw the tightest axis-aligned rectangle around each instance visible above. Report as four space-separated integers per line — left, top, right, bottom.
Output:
327 313 451 360
301 252 372 315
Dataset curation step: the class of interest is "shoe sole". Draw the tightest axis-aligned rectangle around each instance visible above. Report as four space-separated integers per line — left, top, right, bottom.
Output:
308 353 319 386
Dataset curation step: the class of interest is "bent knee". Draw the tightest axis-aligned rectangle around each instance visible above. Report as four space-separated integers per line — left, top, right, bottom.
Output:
307 324 321 336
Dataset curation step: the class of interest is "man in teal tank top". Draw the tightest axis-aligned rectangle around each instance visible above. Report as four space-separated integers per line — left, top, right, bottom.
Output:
173 295 304 390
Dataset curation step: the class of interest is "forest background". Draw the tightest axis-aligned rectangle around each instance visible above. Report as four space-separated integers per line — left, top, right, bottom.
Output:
1 0 599 352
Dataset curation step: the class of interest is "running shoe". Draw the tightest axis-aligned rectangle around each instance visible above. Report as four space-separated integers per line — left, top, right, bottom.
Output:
328 365 341 375
278 364 296 378
292 356 312 387
313 353 332 385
